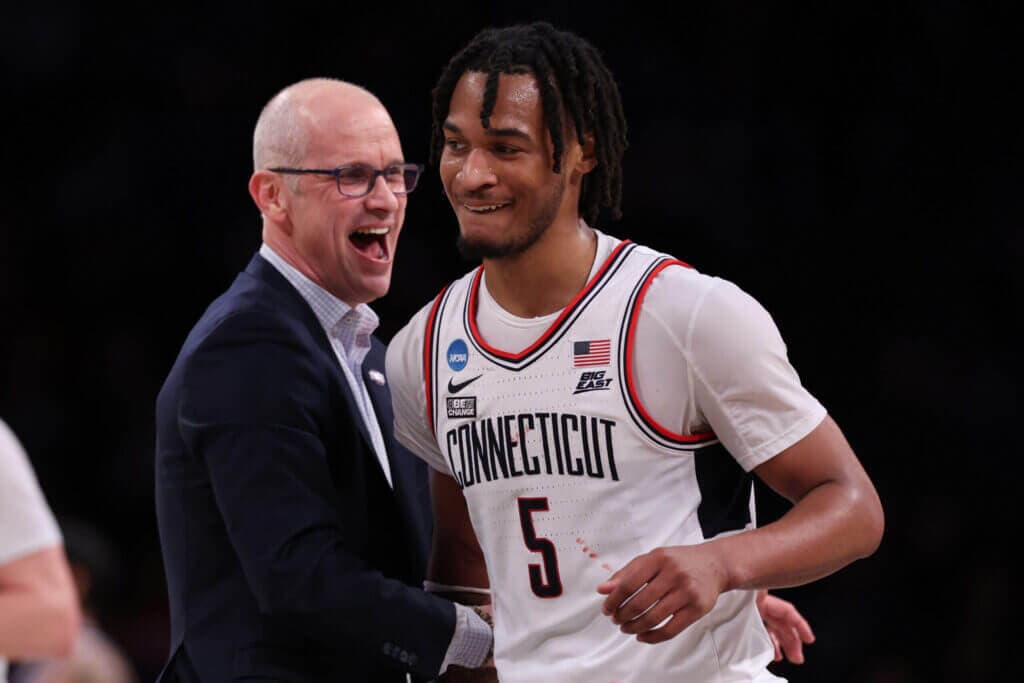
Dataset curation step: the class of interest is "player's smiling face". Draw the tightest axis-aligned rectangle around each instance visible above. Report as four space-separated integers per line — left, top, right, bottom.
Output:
440 71 581 260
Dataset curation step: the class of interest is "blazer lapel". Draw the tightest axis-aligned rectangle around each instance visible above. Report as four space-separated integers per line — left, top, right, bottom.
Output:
362 360 401 489
245 253 376 451
362 347 434 563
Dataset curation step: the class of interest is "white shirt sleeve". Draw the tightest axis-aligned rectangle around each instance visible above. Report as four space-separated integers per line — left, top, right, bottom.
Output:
385 302 451 473
635 271 825 472
438 604 493 672
0 419 62 564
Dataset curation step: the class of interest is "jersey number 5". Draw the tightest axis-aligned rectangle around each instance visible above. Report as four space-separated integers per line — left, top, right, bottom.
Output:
517 497 563 598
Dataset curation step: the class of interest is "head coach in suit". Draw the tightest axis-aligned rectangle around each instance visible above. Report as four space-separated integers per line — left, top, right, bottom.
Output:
154 78 492 682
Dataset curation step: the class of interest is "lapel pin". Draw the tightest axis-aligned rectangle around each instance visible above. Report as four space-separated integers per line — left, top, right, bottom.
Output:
368 369 386 386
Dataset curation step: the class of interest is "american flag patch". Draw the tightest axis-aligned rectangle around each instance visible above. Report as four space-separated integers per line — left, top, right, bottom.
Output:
573 339 611 367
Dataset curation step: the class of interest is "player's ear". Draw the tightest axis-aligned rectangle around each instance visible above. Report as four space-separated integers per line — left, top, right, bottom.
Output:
249 170 291 228
571 132 597 183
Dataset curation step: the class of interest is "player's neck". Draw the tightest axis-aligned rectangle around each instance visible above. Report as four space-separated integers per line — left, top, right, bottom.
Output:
482 219 596 318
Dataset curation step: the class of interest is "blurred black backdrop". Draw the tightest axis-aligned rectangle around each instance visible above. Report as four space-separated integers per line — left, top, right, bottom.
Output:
0 3 1017 682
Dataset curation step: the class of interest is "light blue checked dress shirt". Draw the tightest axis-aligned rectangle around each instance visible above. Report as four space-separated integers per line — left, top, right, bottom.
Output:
259 244 392 488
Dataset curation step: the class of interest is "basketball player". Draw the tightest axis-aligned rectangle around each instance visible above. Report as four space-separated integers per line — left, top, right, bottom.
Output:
386 22 884 682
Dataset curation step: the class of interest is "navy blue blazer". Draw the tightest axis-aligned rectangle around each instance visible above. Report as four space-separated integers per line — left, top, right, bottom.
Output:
154 253 455 682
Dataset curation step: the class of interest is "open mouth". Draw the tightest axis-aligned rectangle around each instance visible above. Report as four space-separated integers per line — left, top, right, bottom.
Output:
349 226 390 261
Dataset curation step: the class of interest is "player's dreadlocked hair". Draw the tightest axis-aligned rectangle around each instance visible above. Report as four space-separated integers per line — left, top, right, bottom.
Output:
430 22 628 225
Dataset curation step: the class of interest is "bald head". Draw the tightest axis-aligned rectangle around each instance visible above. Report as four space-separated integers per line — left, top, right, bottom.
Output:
248 78 408 307
252 78 385 171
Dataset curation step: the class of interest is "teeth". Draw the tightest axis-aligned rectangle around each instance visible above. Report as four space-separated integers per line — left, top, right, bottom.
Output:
464 204 509 213
353 226 390 235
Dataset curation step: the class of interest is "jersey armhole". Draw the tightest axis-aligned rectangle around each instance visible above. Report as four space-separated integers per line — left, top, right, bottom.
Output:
423 284 451 437
621 259 718 449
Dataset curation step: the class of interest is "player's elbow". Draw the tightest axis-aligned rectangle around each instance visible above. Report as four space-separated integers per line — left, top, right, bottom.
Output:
851 483 885 559
865 499 885 557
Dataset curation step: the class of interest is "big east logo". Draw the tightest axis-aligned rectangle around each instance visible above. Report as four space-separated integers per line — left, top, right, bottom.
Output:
574 370 613 394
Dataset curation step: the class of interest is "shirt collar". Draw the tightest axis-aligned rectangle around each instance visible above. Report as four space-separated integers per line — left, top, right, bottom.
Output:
258 243 379 339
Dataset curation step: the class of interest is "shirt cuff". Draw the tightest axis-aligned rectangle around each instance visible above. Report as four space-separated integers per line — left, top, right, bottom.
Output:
438 603 493 673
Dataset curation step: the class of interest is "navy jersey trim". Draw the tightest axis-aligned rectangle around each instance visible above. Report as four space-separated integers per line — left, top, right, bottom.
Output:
424 284 454 437
695 443 754 537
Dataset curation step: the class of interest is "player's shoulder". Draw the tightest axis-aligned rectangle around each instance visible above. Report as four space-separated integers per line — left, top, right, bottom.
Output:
608 235 769 332
386 269 477 374
595 232 710 285
387 305 428 372
610 236 722 299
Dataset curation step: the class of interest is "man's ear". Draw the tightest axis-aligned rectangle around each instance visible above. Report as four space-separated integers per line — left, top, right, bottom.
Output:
571 132 597 182
248 170 291 228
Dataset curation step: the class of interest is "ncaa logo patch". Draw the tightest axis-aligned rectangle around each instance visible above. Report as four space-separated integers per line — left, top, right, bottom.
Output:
447 339 469 372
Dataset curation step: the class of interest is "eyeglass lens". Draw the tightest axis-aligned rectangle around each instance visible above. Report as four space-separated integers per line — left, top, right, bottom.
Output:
337 165 419 196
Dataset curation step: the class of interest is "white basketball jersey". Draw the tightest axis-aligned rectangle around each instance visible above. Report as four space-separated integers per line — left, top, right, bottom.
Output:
420 241 782 682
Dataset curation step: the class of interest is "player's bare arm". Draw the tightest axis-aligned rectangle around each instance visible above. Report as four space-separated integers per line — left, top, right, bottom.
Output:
429 470 497 682
598 415 883 643
428 469 490 597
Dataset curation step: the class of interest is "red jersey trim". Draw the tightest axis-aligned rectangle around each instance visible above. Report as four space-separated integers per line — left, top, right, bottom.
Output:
624 259 718 445
423 285 449 437
466 240 633 362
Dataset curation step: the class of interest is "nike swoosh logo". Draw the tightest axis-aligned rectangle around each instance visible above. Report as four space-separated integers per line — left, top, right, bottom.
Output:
447 374 483 394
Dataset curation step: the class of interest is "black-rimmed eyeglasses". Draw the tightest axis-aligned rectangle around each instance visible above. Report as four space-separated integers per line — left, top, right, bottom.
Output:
268 163 424 198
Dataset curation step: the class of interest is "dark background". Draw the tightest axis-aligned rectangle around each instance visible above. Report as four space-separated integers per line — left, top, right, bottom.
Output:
1 3 1017 682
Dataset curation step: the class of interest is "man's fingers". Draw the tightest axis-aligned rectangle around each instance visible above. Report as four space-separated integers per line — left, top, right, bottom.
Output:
761 594 815 644
769 631 782 662
760 593 816 664
601 578 651 618
775 601 814 643
777 625 805 664
617 588 684 634
791 613 815 644
598 560 651 616
611 578 669 625
437 664 498 682
635 605 703 644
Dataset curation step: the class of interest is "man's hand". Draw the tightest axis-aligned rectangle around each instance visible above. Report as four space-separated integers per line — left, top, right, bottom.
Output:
434 603 496 681
436 664 497 682
756 589 815 664
471 603 494 626
597 545 727 644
